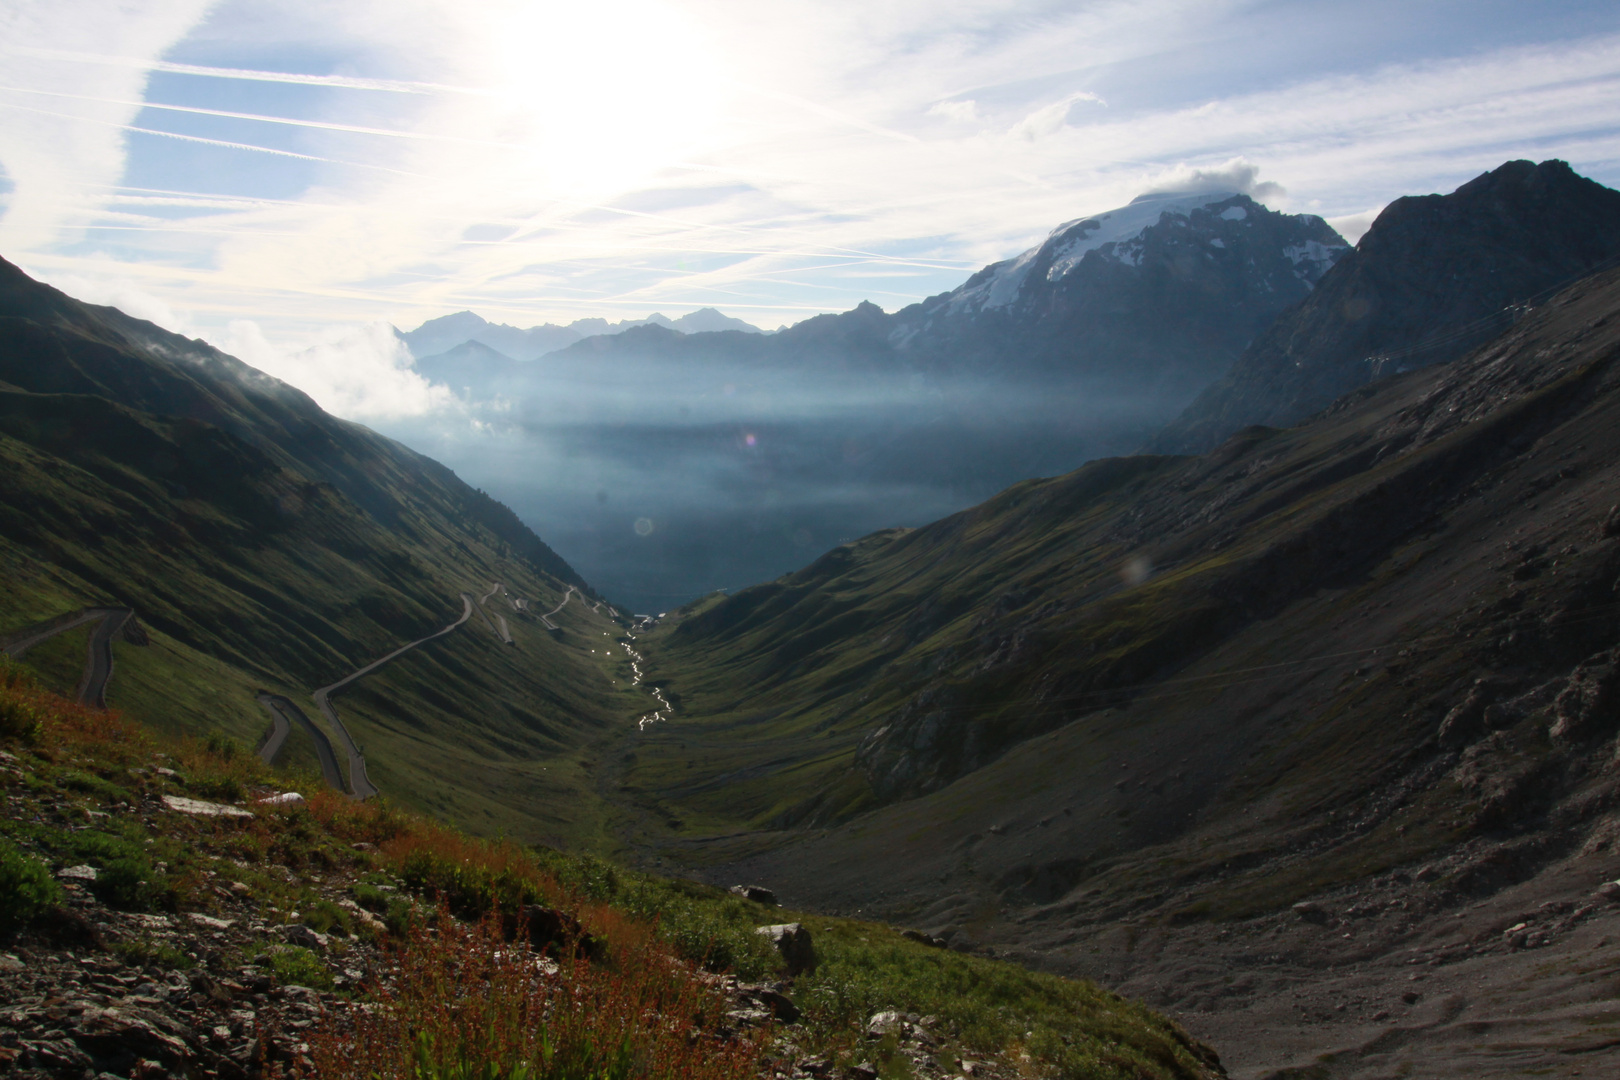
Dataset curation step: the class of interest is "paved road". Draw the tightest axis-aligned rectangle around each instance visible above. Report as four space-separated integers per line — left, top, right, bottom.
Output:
1 606 146 707
540 586 577 630
312 594 475 800
474 583 514 645
255 692 345 791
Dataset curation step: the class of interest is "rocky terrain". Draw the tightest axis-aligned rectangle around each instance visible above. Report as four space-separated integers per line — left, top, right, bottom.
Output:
0 672 1220 1080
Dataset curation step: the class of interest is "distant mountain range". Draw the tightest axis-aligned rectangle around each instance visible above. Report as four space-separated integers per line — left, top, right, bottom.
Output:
392 188 1354 609
398 306 764 363
422 189 1347 393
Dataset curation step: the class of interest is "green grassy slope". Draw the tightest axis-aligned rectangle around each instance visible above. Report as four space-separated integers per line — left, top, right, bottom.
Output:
618 266 1620 924
0 257 643 847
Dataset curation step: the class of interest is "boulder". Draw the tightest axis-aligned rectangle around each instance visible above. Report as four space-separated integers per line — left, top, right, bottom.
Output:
1549 652 1620 741
280 924 327 951
866 1010 905 1037
1596 880 1620 902
161 795 252 819
72 1007 190 1074
1291 901 1330 924
737 983 800 1023
1438 683 1492 749
900 929 947 948
730 885 779 905
756 922 817 975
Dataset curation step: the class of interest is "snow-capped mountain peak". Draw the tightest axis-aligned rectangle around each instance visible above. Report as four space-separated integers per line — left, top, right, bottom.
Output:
944 190 1348 319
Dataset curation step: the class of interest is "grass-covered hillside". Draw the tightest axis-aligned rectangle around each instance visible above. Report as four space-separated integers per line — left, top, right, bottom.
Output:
0 256 651 846
615 264 1620 937
0 657 1222 1080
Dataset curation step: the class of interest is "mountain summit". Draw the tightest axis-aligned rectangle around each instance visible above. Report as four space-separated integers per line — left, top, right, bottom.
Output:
1152 159 1620 452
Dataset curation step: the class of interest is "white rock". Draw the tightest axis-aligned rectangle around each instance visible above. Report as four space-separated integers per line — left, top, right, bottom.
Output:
57 864 98 882
161 795 252 818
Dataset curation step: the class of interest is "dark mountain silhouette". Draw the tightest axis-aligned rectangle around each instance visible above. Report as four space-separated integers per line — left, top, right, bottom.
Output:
1152 159 1620 453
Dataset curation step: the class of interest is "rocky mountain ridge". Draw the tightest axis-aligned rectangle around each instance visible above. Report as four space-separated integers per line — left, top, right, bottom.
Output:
1153 159 1620 453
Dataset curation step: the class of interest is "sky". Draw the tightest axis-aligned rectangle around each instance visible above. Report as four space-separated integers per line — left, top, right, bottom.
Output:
3 0 1620 419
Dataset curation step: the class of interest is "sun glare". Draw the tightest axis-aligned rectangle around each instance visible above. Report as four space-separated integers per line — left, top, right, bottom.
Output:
483 0 727 198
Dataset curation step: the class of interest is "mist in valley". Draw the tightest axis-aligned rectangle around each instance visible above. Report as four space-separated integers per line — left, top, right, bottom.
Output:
380 352 1181 612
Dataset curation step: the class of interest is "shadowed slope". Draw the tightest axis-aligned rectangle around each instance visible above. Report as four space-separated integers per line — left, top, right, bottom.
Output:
0 257 630 844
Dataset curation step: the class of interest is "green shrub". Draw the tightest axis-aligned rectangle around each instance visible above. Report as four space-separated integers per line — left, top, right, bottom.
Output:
0 696 43 744
259 945 333 990
91 856 157 910
383 895 420 937
305 899 354 938
352 881 390 914
613 880 779 979
114 937 195 970
58 770 133 804
0 840 61 934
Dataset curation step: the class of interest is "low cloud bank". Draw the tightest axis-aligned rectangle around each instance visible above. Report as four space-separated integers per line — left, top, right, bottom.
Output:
212 320 459 421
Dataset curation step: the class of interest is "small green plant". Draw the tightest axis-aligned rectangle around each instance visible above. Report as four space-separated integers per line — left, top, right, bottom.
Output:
0 839 61 935
58 769 133 803
114 937 195 970
259 945 334 991
0 695 43 743
91 856 158 910
353 881 390 914
384 895 420 937
305 899 354 938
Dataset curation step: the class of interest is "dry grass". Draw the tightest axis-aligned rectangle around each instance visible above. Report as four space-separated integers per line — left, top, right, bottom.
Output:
305 911 765 1080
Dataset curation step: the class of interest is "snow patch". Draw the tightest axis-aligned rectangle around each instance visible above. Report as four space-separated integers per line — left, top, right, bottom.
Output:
949 191 1245 313
1221 205 1248 221
1283 239 1349 285
1043 191 1241 282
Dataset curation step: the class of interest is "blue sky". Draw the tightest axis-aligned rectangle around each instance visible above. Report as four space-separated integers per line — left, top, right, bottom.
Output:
2 0 1619 416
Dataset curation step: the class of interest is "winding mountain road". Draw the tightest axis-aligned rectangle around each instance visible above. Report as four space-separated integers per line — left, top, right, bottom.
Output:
539 586 577 630
255 692 345 791
475 583 515 644
0 606 147 707
312 594 475 800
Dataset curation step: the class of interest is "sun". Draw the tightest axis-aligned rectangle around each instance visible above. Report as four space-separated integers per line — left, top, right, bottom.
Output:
482 0 728 198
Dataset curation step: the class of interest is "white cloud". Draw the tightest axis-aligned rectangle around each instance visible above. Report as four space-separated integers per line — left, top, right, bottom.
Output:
1325 206 1385 244
927 99 980 124
39 268 193 332
210 319 461 421
1 0 1618 351
1140 158 1285 203
1010 91 1105 141
0 0 214 251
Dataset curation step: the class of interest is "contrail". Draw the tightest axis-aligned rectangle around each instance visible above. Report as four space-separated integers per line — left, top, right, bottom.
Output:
5 46 487 96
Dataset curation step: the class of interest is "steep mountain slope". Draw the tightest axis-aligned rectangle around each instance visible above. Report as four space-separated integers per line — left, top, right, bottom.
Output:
616 264 1620 1073
0 257 639 844
1153 159 1620 453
